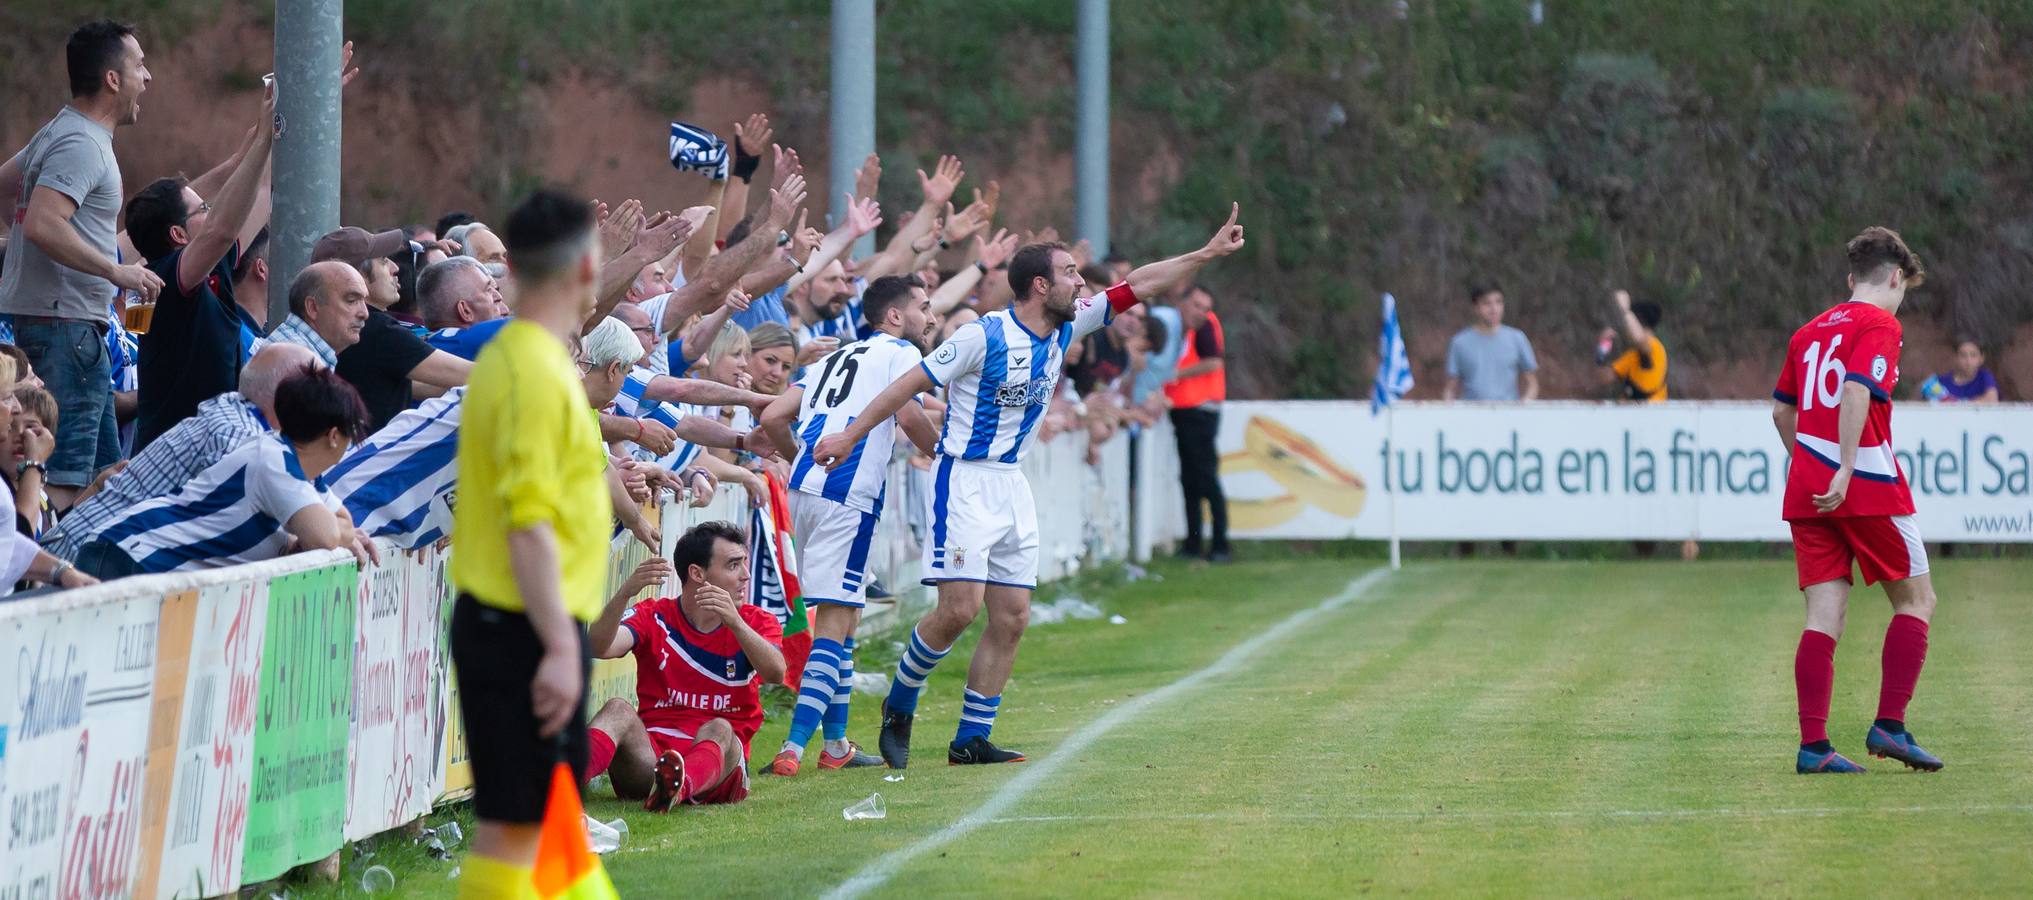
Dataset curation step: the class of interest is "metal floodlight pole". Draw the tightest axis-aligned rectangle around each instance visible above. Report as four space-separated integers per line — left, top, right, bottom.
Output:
269 0 345 330
1075 0 1110 257
830 0 878 257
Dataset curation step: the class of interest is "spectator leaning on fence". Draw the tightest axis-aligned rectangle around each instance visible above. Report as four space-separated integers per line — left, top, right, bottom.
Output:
73 365 375 580
1165 284 1231 563
1445 283 1539 402
420 255 511 361
43 342 317 562
0 21 162 511
1597 289 1669 402
448 189 616 900
1920 339 1999 403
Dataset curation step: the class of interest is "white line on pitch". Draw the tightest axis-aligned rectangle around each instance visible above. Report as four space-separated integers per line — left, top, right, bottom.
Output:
980 803 2033 825
821 567 1397 900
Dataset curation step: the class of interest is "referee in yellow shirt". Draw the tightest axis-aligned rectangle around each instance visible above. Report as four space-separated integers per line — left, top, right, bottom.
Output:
450 189 614 898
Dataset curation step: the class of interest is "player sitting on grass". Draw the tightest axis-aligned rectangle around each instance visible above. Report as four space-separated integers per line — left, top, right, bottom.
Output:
1771 226 1942 775
585 521 786 809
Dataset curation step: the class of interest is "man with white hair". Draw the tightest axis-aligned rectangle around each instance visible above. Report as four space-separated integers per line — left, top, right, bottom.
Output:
447 221 507 266
43 342 320 560
421 255 511 361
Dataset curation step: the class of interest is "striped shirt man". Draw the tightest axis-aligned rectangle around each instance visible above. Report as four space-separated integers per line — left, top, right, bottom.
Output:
90 435 340 573
328 387 464 550
794 279 870 348
922 299 1114 465
43 392 268 561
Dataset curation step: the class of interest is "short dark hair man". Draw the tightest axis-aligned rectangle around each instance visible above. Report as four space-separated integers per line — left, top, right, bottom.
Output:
125 91 276 453
585 521 785 808
314 226 474 431
447 188 618 897
0 20 160 508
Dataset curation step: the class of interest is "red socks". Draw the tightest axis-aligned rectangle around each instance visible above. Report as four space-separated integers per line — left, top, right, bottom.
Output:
1794 630 1837 744
587 727 617 778
1877 614 1930 724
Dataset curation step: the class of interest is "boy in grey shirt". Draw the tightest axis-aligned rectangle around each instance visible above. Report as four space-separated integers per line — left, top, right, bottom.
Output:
1444 284 1539 402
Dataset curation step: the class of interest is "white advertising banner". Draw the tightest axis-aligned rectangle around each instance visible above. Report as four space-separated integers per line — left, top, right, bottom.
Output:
144 582 265 900
1216 401 2033 542
0 593 160 900
343 545 452 841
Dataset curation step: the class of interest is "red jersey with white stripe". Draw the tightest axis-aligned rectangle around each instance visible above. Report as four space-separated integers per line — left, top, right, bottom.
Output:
620 598 783 745
1772 300 1915 519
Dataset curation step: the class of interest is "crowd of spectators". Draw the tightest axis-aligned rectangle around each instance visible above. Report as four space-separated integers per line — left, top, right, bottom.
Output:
0 21 1238 596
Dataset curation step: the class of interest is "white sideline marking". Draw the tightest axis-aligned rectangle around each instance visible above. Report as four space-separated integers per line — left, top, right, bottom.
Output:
982 803 2033 825
822 567 1395 900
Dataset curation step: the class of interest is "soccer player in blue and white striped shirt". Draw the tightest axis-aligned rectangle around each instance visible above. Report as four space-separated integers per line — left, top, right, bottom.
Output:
756 274 940 776
812 204 1248 767
74 367 380 578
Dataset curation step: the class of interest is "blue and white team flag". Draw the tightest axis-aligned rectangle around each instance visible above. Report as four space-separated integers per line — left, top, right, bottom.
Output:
1370 292 1413 414
668 120 729 178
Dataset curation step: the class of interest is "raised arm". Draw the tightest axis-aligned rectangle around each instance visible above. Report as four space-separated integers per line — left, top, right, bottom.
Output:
590 557 669 658
1123 203 1246 301
788 195 882 295
716 114 772 242
178 91 276 291
811 365 934 468
586 209 697 332
930 229 1017 316
860 155 964 281
681 180 729 283
657 175 807 337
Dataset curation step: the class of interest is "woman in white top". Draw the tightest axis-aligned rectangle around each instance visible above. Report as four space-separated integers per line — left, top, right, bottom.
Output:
0 355 99 596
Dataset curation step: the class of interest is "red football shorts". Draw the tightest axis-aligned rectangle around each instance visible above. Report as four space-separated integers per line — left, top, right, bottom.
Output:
1789 515 1930 590
647 728 751 805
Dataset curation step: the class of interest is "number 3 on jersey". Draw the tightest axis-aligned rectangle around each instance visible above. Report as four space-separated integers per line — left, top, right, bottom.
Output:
813 344 869 407
1798 336 1844 411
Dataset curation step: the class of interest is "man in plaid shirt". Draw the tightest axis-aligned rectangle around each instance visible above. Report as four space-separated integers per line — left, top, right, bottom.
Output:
41 343 315 560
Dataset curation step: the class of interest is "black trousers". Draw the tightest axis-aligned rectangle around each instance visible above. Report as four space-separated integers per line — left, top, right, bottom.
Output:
1170 406 1228 552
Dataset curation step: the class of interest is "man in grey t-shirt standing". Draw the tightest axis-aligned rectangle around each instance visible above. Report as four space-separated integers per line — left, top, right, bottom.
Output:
0 21 161 508
1443 283 1539 402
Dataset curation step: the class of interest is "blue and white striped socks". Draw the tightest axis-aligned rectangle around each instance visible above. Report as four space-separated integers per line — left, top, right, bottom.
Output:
823 636 857 753
953 687 1001 748
885 626 951 716
783 637 846 759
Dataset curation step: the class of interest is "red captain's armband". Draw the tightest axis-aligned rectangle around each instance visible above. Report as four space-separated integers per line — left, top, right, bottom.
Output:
1105 282 1140 314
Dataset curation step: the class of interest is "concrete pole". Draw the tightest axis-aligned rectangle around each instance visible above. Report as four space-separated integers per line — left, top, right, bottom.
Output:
830 0 877 258
1075 0 1110 257
268 0 345 330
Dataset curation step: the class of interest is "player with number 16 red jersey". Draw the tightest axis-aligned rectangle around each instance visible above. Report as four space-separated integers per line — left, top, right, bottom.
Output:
1770 227 1943 776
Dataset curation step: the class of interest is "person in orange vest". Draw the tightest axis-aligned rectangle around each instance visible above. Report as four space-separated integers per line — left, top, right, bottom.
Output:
1165 285 1229 562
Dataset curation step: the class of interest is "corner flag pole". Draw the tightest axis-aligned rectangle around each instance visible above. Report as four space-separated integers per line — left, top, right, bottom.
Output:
1387 402 1401 571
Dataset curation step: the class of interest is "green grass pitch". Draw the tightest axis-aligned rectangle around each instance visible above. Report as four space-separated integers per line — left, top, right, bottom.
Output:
306 556 2033 897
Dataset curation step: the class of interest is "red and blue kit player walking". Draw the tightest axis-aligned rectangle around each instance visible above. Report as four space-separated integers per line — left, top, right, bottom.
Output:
1770 226 1942 775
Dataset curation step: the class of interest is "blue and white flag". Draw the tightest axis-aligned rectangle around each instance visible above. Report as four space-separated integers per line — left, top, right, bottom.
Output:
1371 292 1413 414
668 120 729 178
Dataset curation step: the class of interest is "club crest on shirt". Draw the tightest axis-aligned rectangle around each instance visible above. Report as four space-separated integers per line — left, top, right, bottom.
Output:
726 658 738 679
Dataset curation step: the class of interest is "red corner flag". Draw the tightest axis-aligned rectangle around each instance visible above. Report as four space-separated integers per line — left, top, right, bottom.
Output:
531 762 618 900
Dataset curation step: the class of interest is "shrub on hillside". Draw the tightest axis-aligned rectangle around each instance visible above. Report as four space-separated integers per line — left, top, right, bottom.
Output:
1544 53 1681 219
